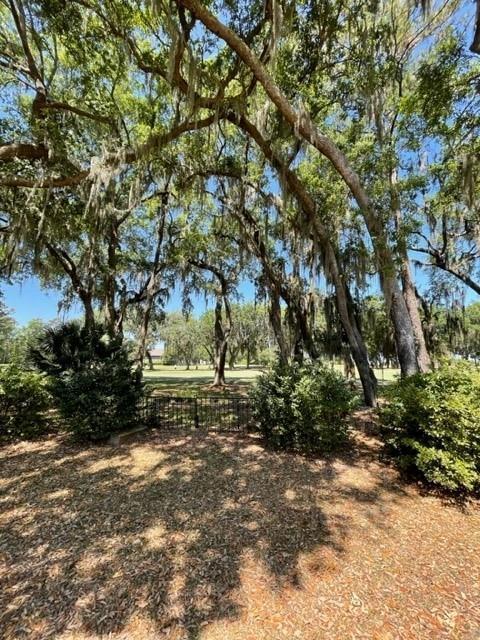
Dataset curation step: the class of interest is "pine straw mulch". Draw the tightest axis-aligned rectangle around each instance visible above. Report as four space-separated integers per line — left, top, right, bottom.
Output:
0 424 479 640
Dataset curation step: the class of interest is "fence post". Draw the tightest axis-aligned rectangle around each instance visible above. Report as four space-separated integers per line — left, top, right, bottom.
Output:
194 397 200 429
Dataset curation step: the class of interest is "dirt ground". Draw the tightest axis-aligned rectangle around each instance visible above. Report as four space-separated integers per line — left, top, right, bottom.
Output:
1 427 479 640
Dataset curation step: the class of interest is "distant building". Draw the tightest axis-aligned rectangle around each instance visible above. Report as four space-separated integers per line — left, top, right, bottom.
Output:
148 347 164 361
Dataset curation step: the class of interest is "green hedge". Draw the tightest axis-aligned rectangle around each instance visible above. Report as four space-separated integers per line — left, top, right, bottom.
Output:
379 361 480 492
0 365 52 440
251 361 357 454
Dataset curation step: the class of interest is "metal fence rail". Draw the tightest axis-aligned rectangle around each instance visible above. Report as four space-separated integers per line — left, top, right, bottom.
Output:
143 395 253 432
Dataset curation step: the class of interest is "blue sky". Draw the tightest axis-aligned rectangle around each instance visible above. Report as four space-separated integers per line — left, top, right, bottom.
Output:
2 276 258 326
3 266 476 327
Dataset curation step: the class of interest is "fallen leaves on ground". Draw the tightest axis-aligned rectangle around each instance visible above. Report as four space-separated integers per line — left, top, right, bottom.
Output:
0 425 479 640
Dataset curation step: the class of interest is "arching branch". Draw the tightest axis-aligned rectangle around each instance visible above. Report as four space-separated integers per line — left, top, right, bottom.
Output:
0 143 48 162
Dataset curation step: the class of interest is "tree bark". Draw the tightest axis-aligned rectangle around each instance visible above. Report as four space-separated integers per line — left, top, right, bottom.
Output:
178 1 417 378
231 116 378 405
136 300 153 370
343 350 356 380
296 297 320 361
400 257 431 372
268 286 289 365
227 348 237 369
212 295 230 386
80 292 95 332
340 276 378 406
380 278 418 377
146 349 154 371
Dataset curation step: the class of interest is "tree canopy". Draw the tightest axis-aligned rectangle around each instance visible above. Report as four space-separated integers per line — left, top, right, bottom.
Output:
1 0 479 403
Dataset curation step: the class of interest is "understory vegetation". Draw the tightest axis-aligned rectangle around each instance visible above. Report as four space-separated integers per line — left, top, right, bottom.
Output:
0 364 51 440
30 323 143 441
251 361 357 454
380 361 480 492
0 1 479 489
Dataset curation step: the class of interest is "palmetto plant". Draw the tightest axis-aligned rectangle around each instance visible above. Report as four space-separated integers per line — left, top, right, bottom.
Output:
30 322 144 440
30 322 116 374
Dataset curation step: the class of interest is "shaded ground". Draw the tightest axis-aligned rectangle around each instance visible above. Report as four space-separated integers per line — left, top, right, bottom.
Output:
0 428 479 640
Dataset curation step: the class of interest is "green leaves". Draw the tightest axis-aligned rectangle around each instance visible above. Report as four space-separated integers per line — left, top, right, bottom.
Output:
251 360 357 454
31 322 144 440
380 360 480 492
0 364 52 440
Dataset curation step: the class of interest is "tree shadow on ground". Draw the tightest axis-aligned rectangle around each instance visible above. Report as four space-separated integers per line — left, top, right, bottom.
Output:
144 377 252 396
0 430 407 639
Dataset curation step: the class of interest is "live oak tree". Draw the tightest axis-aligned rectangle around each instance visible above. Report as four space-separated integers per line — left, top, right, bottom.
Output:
1 0 479 408
227 303 270 369
165 0 419 378
174 198 248 387
160 312 202 369
163 0 475 376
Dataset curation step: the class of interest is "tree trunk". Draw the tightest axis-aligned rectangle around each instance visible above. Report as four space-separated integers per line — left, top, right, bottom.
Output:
385 281 419 376
286 304 304 363
268 287 289 365
182 7 417 378
213 296 227 386
136 299 153 370
400 257 431 373
228 350 236 369
80 292 95 332
146 350 154 370
343 350 356 380
213 341 228 386
327 252 377 407
296 299 319 361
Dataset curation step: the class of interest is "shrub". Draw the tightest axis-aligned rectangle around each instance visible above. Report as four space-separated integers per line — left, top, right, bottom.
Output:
0 365 51 439
256 348 277 368
250 360 357 454
31 322 144 441
379 360 480 492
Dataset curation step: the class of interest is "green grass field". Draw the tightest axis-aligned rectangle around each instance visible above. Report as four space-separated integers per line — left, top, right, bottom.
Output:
142 363 401 395
142 364 261 395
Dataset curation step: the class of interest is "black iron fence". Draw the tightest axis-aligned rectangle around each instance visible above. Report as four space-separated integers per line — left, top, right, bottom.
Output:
143 395 254 432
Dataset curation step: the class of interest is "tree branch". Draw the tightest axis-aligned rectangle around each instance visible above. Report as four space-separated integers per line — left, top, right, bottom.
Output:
0 172 88 188
0 142 48 162
39 100 115 126
0 115 215 189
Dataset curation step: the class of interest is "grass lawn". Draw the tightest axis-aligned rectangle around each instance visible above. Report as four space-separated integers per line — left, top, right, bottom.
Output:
142 364 401 395
0 424 478 639
143 364 262 395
